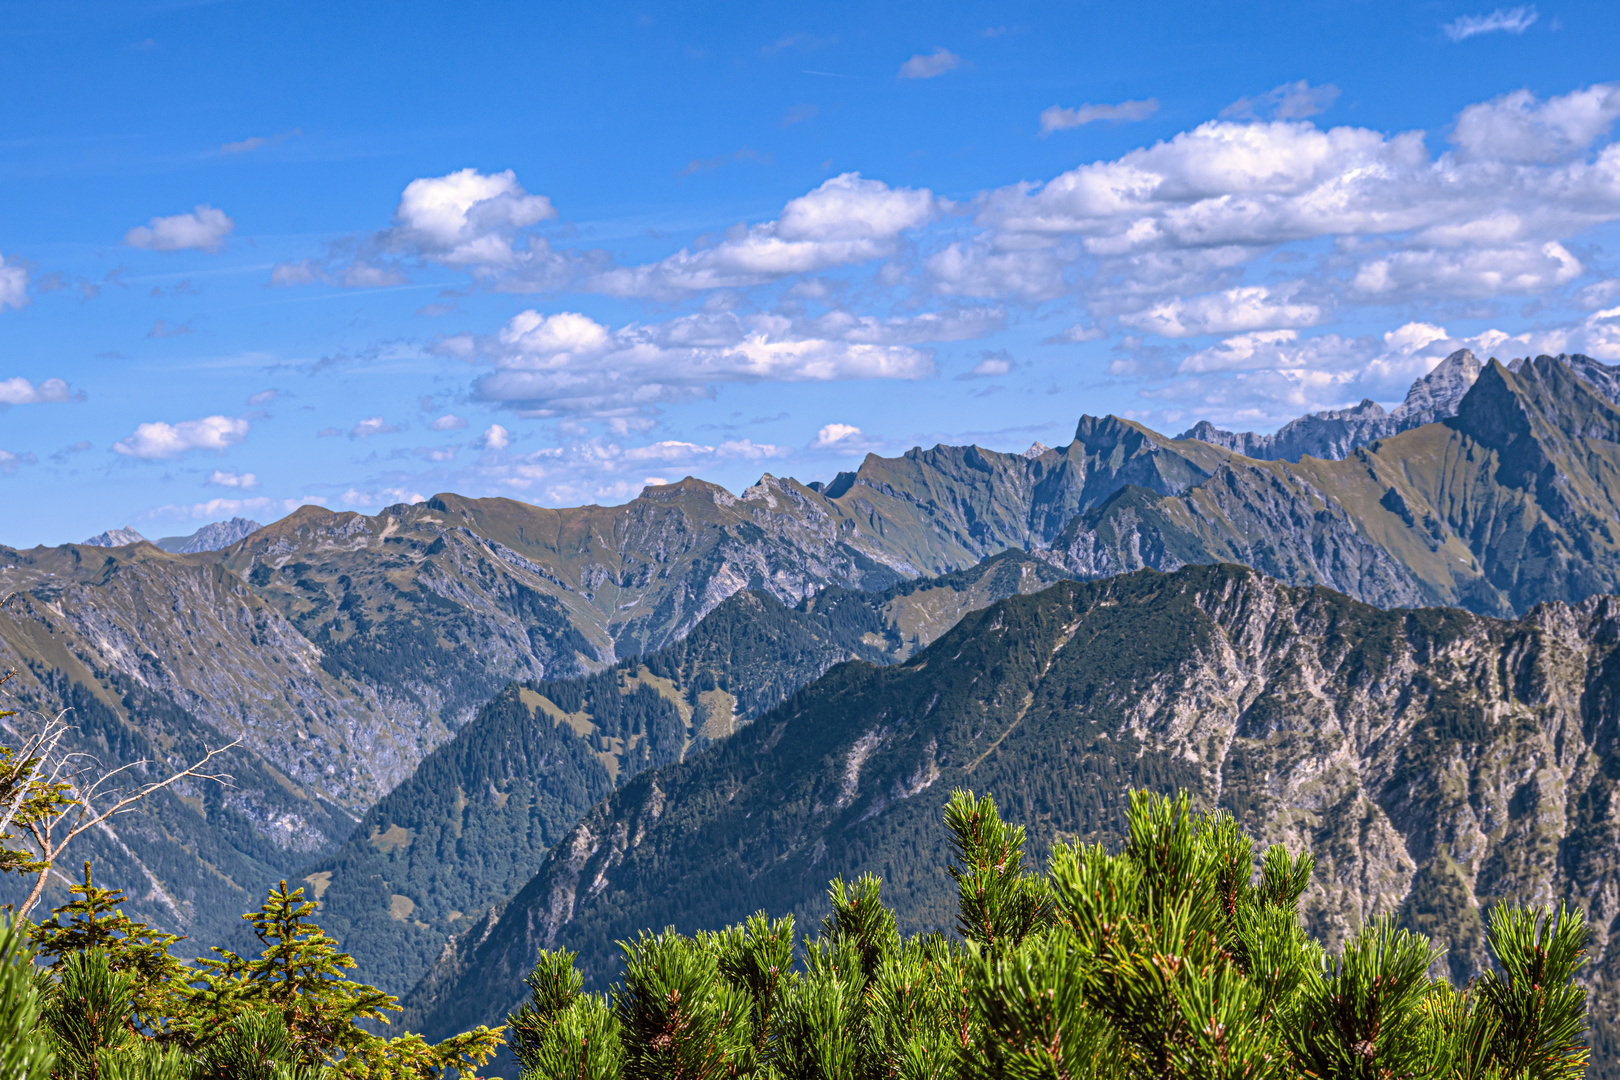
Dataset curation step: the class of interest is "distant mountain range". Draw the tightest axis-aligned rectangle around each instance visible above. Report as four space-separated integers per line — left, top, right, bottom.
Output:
4 349 1620 1058
400 563 1620 1071
1175 347 1485 461
81 517 264 553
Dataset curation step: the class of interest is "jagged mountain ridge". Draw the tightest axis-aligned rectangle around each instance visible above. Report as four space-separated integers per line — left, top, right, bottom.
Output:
1177 348 1486 461
156 517 264 554
400 563 1620 1073
1060 354 1620 616
298 549 1070 997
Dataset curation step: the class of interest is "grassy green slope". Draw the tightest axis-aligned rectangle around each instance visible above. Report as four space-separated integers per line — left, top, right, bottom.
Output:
402 565 1620 1072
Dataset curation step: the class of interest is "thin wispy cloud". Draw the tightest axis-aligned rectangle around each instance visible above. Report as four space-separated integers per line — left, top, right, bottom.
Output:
1220 81 1340 121
1039 98 1160 134
1444 5 1538 41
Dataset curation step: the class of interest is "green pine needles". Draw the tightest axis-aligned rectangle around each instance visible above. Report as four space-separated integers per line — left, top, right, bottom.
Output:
508 789 1592 1080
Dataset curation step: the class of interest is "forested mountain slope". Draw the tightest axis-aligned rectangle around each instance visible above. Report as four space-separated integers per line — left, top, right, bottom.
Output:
403 563 1620 1070
299 550 1070 996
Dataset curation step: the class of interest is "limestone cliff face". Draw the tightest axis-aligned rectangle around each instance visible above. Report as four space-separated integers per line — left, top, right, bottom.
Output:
401 565 1620 1070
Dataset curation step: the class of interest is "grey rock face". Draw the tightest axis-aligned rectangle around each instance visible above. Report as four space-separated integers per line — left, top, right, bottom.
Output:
1390 348 1485 426
156 517 264 553
1177 349 1490 462
82 526 148 547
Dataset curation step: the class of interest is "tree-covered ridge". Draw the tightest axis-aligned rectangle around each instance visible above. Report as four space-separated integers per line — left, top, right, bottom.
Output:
507 789 1591 1080
304 550 1072 999
402 564 1620 1074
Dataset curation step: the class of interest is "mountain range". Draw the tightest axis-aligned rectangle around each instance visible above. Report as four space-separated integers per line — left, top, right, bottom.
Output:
3 350 1620 1072
400 562 1620 1070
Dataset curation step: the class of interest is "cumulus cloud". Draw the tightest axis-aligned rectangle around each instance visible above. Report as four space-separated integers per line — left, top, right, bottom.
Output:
113 415 250 459
966 82 1620 320
270 168 570 290
481 424 511 450
429 413 469 431
125 205 235 252
957 351 1018 379
1121 285 1324 337
0 256 28 310
1443 5 1537 41
207 469 258 488
0 377 76 405
1040 98 1159 134
590 173 937 296
1451 84 1620 162
898 48 962 79
813 423 865 448
462 307 938 417
393 168 556 266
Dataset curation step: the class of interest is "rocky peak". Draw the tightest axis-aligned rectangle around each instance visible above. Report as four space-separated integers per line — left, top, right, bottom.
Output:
1390 348 1484 427
81 526 148 547
155 517 263 554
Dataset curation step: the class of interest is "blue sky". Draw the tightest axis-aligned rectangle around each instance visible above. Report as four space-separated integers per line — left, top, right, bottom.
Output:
5 0 1620 545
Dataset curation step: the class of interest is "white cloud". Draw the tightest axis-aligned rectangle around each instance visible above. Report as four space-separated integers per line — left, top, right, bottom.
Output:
0 450 37 475
147 495 323 520
246 389 279 406
465 308 936 417
1219 81 1340 122
0 256 28 310
206 469 258 489
0 377 75 405
590 173 937 296
429 413 469 431
124 205 235 252
113 415 250 459
958 352 1017 379
1443 5 1538 41
393 167 556 266
341 488 426 508
1451 84 1620 163
813 423 865 448
349 417 404 439
1040 98 1159 134
1121 284 1323 338
481 424 511 450
898 47 962 79
969 82 1620 317
270 168 569 290
1351 241 1581 298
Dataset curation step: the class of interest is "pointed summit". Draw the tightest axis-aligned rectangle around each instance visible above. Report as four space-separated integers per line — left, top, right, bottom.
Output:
82 526 147 547
1391 348 1483 428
